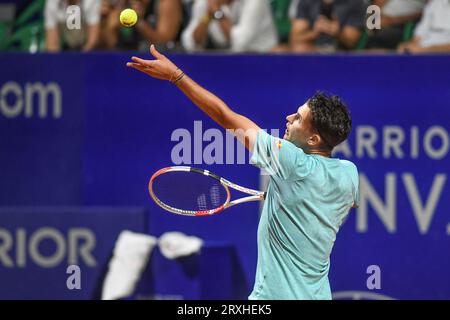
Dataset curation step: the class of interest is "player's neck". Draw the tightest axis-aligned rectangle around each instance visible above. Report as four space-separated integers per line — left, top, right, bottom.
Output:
308 149 332 158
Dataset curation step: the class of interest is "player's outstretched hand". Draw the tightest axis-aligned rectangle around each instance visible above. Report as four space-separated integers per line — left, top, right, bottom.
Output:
127 44 179 81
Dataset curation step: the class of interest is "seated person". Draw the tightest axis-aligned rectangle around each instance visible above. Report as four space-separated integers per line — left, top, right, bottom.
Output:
366 0 427 50
97 0 121 50
45 0 101 52
181 0 277 53
398 0 450 54
99 0 184 51
270 0 301 53
289 0 366 53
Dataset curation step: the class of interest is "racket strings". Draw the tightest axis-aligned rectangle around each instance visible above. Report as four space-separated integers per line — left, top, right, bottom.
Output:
197 194 207 210
210 185 222 207
152 171 229 212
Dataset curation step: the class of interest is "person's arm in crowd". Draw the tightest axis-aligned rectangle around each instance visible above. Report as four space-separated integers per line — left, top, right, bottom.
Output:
397 2 435 55
101 22 120 49
338 25 361 49
297 15 361 50
399 37 450 53
46 27 60 52
81 0 101 51
99 2 121 49
192 13 211 45
419 43 450 53
397 36 420 53
289 0 319 48
207 0 231 42
215 15 231 44
192 0 231 45
337 0 366 50
44 0 60 52
134 0 182 44
290 19 320 45
83 24 100 51
181 0 208 51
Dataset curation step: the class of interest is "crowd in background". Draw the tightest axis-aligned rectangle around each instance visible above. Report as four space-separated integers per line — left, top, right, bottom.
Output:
1 0 450 54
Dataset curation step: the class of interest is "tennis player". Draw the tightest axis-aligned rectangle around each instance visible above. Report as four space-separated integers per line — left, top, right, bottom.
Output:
127 45 359 300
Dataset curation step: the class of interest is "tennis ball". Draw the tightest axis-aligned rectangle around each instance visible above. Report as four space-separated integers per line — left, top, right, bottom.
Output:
120 8 138 27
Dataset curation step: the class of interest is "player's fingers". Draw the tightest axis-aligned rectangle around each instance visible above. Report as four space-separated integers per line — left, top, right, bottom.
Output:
131 56 155 67
150 44 165 60
126 62 146 69
130 57 145 66
127 62 150 73
127 63 165 79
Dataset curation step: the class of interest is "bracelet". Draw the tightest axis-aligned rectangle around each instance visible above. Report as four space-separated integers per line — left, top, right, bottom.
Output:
169 68 180 83
173 71 186 85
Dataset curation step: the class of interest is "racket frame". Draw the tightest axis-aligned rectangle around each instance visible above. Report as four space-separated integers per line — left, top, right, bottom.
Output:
148 166 265 216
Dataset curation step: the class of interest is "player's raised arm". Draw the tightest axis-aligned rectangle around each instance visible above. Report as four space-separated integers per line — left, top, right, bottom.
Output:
126 44 260 151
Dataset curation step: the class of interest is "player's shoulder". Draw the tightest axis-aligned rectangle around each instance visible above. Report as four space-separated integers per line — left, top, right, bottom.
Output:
338 159 358 173
338 159 356 166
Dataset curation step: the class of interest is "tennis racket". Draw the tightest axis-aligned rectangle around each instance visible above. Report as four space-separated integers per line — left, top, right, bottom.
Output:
148 166 266 216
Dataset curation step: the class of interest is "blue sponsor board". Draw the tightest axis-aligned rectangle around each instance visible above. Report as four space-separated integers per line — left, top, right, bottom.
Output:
1 54 449 299
0 207 147 299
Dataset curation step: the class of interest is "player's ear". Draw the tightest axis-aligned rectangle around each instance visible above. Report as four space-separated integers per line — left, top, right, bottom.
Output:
307 134 320 146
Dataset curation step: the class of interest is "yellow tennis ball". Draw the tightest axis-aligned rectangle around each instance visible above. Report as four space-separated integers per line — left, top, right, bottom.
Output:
120 8 138 27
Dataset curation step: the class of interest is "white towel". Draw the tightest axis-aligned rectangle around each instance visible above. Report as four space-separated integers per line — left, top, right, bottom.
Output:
158 231 203 260
101 230 157 300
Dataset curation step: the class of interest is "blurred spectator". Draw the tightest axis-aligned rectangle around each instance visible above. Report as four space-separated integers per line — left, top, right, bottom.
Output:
97 0 121 50
181 0 277 52
289 0 367 53
398 0 450 54
270 0 299 52
122 0 184 51
366 0 426 50
45 0 101 52
271 0 296 44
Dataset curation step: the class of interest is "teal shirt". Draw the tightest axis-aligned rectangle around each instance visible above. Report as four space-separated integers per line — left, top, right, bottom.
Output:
249 130 359 300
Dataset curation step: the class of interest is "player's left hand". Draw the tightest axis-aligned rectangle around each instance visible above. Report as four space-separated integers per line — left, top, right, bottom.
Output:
126 44 179 81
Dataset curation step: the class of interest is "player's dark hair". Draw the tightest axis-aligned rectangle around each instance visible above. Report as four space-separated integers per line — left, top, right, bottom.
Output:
307 92 352 151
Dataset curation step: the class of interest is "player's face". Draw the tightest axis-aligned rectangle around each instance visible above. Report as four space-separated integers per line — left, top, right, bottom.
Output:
284 103 316 150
